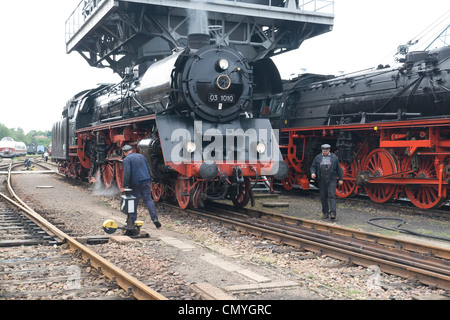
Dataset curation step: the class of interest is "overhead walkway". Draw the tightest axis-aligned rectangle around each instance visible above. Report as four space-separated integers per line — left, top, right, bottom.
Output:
65 0 334 74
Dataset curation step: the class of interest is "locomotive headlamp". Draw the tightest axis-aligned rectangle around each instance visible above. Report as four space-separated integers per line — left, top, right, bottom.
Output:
256 142 267 154
217 58 229 71
186 141 196 153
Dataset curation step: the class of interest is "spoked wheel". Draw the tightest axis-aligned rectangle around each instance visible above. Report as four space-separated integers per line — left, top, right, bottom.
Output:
362 148 398 203
151 181 166 202
102 163 115 189
175 175 192 209
115 161 124 192
231 178 251 208
336 158 358 198
403 156 446 209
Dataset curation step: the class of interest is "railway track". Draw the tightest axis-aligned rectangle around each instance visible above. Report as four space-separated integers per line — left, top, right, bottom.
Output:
6 157 449 295
279 185 450 219
0 162 166 300
160 201 450 291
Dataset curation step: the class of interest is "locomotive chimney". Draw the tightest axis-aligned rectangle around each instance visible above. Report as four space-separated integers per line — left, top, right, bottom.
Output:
187 8 209 49
187 33 210 49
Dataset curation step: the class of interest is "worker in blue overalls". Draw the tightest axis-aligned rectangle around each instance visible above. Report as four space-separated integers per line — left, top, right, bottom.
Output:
310 144 344 220
122 145 161 229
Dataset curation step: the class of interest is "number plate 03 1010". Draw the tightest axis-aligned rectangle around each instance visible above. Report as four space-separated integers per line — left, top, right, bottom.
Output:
208 93 235 103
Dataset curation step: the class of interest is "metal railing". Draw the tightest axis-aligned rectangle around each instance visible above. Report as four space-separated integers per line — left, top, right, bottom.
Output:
223 0 334 13
298 0 334 14
66 0 104 42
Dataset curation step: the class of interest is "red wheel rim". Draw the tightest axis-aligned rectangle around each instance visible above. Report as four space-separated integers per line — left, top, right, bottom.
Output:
403 156 446 209
115 161 124 192
102 163 114 189
175 175 191 209
362 149 397 203
232 178 250 208
336 159 358 198
151 181 165 202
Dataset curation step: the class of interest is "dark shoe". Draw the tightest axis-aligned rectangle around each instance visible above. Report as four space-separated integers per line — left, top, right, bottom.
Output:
153 220 162 228
322 213 329 219
330 212 336 220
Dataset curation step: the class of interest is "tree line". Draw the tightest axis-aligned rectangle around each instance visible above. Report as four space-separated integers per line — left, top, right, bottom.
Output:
0 123 51 148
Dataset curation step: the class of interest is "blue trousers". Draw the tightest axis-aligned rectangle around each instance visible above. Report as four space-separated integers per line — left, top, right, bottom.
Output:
130 182 158 222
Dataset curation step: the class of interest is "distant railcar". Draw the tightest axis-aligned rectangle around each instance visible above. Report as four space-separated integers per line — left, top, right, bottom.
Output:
27 143 37 155
0 137 27 158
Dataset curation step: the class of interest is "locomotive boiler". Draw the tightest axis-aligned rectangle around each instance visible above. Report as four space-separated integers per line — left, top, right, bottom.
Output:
52 35 287 209
271 45 450 209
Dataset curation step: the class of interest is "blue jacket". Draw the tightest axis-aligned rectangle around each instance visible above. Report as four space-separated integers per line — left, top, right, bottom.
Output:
122 152 151 188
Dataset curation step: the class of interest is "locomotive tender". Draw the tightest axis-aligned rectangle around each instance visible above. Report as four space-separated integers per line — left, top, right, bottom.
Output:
271 45 450 209
52 35 287 209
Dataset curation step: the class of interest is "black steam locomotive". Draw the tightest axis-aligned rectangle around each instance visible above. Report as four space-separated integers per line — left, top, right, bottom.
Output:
52 35 287 209
270 45 450 209
279 46 450 128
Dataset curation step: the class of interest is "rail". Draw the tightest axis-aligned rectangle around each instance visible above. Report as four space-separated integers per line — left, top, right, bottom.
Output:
160 201 450 290
3 163 166 300
65 0 334 42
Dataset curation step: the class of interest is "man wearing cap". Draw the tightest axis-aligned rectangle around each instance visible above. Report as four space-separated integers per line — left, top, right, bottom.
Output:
310 144 344 220
122 145 161 228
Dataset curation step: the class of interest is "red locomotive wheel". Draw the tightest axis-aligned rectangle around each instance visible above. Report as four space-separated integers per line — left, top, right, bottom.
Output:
335 151 358 198
175 175 192 209
115 162 124 192
151 181 165 202
403 156 446 209
336 159 358 198
231 178 251 208
102 163 115 189
362 148 397 203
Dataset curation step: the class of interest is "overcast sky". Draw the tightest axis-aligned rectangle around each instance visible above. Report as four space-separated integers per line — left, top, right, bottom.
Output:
273 0 450 77
0 0 448 133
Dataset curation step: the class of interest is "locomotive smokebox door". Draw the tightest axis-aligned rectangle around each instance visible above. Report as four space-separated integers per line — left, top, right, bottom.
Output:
120 189 138 216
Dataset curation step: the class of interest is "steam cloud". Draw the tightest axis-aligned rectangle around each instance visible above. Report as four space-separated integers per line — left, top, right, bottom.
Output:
187 9 209 34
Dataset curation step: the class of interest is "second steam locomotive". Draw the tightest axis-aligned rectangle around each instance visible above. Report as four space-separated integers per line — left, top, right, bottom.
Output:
269 45 450 209
52 35 287 209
